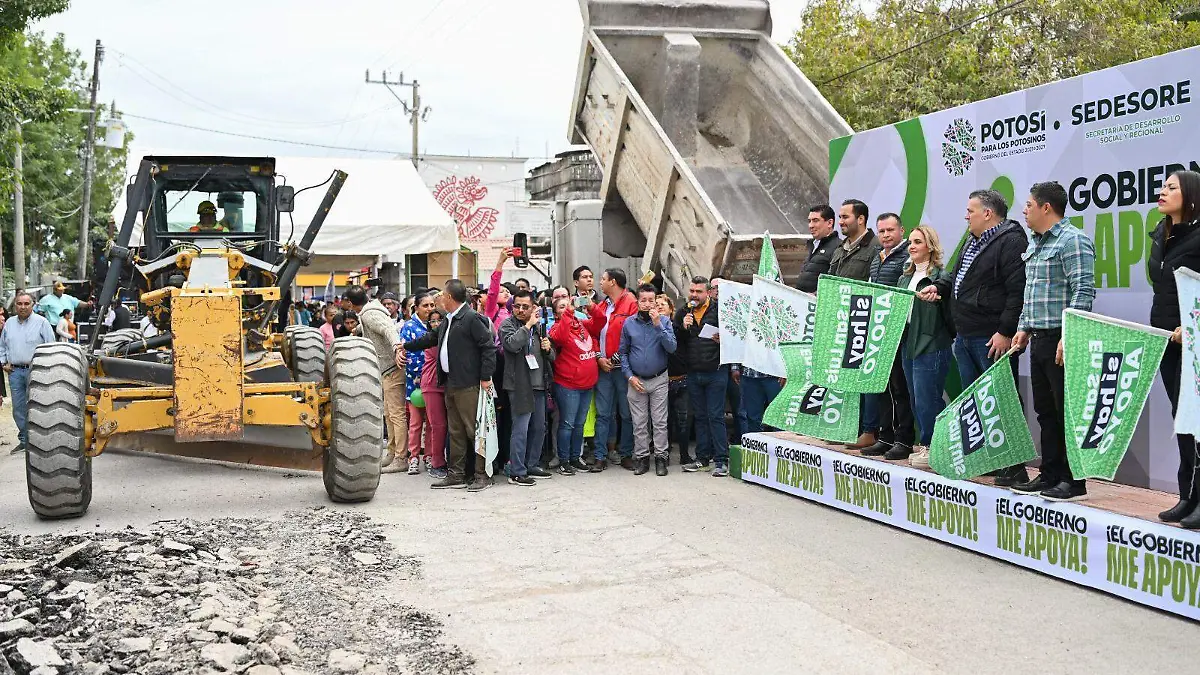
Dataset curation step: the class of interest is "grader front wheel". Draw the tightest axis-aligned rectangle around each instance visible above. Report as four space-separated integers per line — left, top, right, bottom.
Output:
322 336 384 503
287 326 326 384
25 343 92 519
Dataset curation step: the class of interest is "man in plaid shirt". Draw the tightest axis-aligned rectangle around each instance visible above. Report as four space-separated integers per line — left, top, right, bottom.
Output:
1011 181 1096 502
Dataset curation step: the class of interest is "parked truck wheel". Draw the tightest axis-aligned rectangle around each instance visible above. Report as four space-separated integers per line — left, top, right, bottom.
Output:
322 336 383 503
101 328 143 354
26 343 92 519
286 326 326 384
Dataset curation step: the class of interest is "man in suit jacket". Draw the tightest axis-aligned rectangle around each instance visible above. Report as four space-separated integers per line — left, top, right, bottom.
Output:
403 279 498 491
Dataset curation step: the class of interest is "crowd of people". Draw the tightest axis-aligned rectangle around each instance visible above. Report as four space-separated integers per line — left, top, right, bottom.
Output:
281 171 1200 527
0 173 1197 528
309 247 743 494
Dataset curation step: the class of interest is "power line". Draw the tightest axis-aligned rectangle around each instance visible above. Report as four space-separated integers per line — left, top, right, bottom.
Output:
121 113 408 154
816 0 1033 87
369 0 454 69
384 0 477 74
113 50 400 129
120 113 543 179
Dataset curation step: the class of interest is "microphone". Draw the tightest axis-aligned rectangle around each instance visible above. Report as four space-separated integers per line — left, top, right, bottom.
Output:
687 300 698 310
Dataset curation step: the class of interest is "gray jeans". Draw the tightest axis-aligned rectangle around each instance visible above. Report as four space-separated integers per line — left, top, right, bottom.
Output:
628 372 669 460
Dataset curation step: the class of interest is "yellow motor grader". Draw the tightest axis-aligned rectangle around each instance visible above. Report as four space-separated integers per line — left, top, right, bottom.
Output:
24 156 385 519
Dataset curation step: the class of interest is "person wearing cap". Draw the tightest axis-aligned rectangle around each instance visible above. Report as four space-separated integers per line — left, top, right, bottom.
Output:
189 201 230 233
37 281 90 330
379 292 401 326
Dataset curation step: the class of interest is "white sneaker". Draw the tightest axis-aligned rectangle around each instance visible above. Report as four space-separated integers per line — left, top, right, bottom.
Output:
407 457 421 475
910 446 930 469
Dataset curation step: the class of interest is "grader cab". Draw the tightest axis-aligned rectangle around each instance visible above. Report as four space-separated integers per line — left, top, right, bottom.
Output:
24 157 385 519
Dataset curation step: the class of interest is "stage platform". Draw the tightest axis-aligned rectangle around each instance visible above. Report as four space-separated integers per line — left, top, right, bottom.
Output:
730 432 1200 621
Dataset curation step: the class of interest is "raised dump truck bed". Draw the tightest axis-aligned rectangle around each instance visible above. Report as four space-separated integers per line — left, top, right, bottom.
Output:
569 0 852 294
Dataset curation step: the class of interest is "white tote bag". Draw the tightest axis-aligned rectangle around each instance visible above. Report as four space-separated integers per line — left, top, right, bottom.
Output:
475 386 500 477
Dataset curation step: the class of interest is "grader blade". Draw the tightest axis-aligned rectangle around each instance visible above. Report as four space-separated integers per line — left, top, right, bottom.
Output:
108 431 324 472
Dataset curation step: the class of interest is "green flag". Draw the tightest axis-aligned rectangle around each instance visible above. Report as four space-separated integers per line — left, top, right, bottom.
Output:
811 275 915 393
763 343 861 443
758 232 782 283
1063 309 1170 480
930 356 1035 480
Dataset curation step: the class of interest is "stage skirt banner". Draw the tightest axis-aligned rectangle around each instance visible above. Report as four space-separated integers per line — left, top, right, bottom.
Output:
811 275 914 393
1063 309 1170 480
736 433 1200 621
762 343 860 443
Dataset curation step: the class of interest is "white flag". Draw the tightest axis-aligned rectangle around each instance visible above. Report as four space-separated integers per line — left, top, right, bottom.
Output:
1174 267 1200 437
719 280 753 365
742 275 817 378
323 272 336 303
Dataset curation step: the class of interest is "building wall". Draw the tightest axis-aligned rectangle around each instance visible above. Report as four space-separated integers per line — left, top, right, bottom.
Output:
416 155 529 285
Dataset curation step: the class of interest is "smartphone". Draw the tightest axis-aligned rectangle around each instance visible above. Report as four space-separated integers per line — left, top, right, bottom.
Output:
512 233 529 269
573 296 589 309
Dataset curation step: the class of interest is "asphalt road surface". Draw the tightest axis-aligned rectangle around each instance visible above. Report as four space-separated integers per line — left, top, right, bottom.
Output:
0 411 1195 674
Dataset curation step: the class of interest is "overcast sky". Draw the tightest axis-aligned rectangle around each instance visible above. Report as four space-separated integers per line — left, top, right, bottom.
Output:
34 0 809 163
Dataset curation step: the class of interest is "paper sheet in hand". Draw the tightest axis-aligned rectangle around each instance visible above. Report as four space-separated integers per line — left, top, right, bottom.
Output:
699 324 719 340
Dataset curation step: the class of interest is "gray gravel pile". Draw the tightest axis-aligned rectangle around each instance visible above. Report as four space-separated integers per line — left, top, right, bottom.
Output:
0 507 473 675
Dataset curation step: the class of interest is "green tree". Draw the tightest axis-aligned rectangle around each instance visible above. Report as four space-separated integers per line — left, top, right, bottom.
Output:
1 31 131 281
0 0 70 119
784 0 1200 132
0 0 69 37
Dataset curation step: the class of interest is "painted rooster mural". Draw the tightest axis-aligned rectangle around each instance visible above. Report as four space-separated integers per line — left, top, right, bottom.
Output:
432 175 500 240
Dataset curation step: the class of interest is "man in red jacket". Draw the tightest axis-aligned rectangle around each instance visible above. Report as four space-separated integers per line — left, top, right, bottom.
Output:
584 268 638 470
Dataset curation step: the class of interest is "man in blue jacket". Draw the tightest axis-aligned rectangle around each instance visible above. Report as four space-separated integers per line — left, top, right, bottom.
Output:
620 284 678 476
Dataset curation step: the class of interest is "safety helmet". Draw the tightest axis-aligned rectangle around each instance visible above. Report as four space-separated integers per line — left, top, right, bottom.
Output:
197 201 217 215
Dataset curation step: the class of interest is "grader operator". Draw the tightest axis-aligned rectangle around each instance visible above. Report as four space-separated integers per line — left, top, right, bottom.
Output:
23 156 385 519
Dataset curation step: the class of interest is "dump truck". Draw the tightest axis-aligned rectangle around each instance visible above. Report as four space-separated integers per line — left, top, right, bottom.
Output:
24 156 385 519
567 0 852 296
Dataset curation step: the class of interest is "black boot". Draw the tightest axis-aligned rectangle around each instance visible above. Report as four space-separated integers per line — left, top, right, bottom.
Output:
655 458 668 476
1180 503 1200 530
860 441 892 457
994 465 1030 488
1160 499 1198 522
634 457 650 475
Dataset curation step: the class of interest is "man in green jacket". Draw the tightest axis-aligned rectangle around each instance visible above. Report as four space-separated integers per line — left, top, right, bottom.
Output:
829 199 882 282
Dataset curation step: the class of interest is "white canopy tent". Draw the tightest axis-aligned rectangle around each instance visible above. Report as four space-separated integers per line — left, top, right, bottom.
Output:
112 151 458 273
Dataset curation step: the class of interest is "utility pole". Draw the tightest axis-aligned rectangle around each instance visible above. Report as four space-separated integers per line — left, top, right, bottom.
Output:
11 120 24 291
364 70 430 168
78 39 103 279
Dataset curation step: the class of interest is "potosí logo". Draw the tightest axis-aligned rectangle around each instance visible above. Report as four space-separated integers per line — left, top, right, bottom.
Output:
941 118 975 177
1071 80 1191 126
979 109 1047 152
